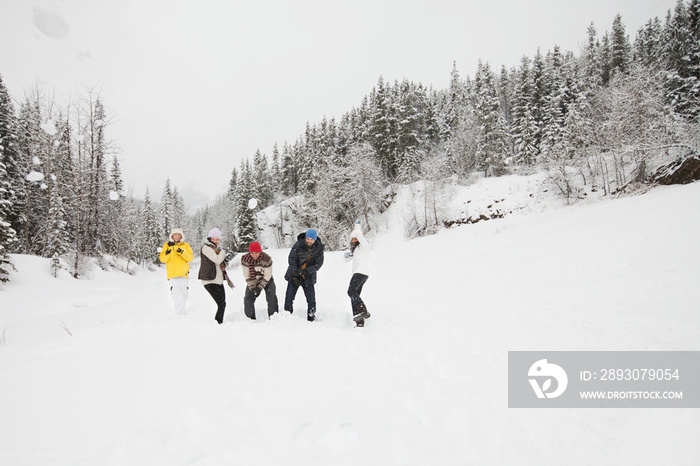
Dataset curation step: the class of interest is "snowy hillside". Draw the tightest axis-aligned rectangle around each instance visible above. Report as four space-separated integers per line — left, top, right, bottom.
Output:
1 180 699 465
254 171 605 250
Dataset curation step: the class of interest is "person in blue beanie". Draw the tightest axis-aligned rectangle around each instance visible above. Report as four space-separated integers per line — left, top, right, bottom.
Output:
284 228 325 321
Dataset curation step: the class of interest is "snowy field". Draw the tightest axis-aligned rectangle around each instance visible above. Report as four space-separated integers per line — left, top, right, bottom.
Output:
1 181 699 465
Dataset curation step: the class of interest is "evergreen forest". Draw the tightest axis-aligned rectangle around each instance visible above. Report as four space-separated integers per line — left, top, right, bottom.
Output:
1 1 699 281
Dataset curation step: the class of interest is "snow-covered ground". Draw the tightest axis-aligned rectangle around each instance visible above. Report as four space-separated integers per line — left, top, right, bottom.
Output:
1 180 699 465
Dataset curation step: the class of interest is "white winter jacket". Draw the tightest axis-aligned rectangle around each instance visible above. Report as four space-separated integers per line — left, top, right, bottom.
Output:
200 242 227 286
345 226 371 276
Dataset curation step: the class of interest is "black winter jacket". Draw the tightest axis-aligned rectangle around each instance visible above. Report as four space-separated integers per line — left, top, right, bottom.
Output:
285 233 325 284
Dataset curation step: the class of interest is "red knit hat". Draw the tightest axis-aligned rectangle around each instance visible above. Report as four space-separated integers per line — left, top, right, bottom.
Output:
249 242 262 253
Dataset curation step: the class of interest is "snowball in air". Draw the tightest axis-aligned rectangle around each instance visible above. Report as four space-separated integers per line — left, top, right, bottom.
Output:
248 198 258 209
40 120 57 136
26 171 45 182
109 191 120 201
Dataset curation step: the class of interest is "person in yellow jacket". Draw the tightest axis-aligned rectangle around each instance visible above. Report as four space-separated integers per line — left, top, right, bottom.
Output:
159 228 194 315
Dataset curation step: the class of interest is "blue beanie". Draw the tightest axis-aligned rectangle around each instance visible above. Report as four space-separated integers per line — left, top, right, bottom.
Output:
306 229 318 240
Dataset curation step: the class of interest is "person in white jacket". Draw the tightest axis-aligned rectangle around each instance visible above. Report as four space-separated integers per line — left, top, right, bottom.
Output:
198 228 230 324
344 222 372 327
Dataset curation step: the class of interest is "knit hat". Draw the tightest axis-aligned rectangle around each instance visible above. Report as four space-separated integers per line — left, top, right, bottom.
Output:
249 241 262 253
306 229 318 240
207 227 221 239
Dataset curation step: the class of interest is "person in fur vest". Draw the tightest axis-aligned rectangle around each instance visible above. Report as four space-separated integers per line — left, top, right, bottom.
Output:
198 228 231 324
344 222 371 327
241 241 279 319
159 228 194 315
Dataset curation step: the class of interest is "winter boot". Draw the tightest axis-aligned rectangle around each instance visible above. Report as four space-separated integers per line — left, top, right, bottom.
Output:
307 308 316 322
352 302 370 322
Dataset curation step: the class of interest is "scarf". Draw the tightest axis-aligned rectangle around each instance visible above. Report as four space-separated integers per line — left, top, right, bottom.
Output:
243 253 262 279
206 242 222 255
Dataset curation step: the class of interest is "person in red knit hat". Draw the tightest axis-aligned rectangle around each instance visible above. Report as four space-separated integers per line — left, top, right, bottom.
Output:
241 241 279 319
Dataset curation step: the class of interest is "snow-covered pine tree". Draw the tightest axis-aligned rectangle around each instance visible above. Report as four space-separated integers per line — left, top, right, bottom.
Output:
396 79 430 177
140 187 160 264
42 178 69 262
442 62 466 141
191 205 212 247
252 149 273 208
102 155 125 256
540 46 567 160
336 114 353 157
51 115 77 245
295 136 315 195
600 32 613 86
473 61 510 176
234 160 256 250
438 68 478 177
170 186 186 237
610 14 632 77
634 17 664 70
120 195 141 271
530 49 548 153
0 75 19 281
271 143 282 198
582 23 604 89
512 56 539 165
227 167 238 202
280 142 298 196
16 90 47 255
663 0 700 119
688 0 700 119
368 77 399 179
498 65 514 128
0 156 16 283
161 178 173 240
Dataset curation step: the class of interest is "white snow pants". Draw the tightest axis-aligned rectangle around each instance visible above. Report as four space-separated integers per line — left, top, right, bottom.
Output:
169 277 189 315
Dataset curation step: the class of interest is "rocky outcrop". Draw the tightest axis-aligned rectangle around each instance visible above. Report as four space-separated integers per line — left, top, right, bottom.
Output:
652 156 700 185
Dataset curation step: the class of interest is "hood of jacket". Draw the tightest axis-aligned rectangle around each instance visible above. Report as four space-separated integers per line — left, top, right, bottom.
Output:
169 228 185 242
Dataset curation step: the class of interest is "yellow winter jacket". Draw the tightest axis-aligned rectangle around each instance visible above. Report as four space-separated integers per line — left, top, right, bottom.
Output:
159 237 194 279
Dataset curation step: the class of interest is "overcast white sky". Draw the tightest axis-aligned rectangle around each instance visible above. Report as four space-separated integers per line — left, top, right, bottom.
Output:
0 0 678 209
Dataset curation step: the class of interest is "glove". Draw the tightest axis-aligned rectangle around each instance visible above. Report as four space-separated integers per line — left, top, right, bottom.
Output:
167 241 175 247
252 287 262 298
344 252 352 259
165 248 172 255
176 248 183 254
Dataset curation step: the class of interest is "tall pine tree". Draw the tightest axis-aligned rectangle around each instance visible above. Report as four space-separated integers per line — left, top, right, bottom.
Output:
0 75 18 281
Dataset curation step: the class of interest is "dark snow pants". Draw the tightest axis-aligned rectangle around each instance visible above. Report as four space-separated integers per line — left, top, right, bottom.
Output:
284 279 316 316
244 278 279 320
347 273 368 314
204 283 226 324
